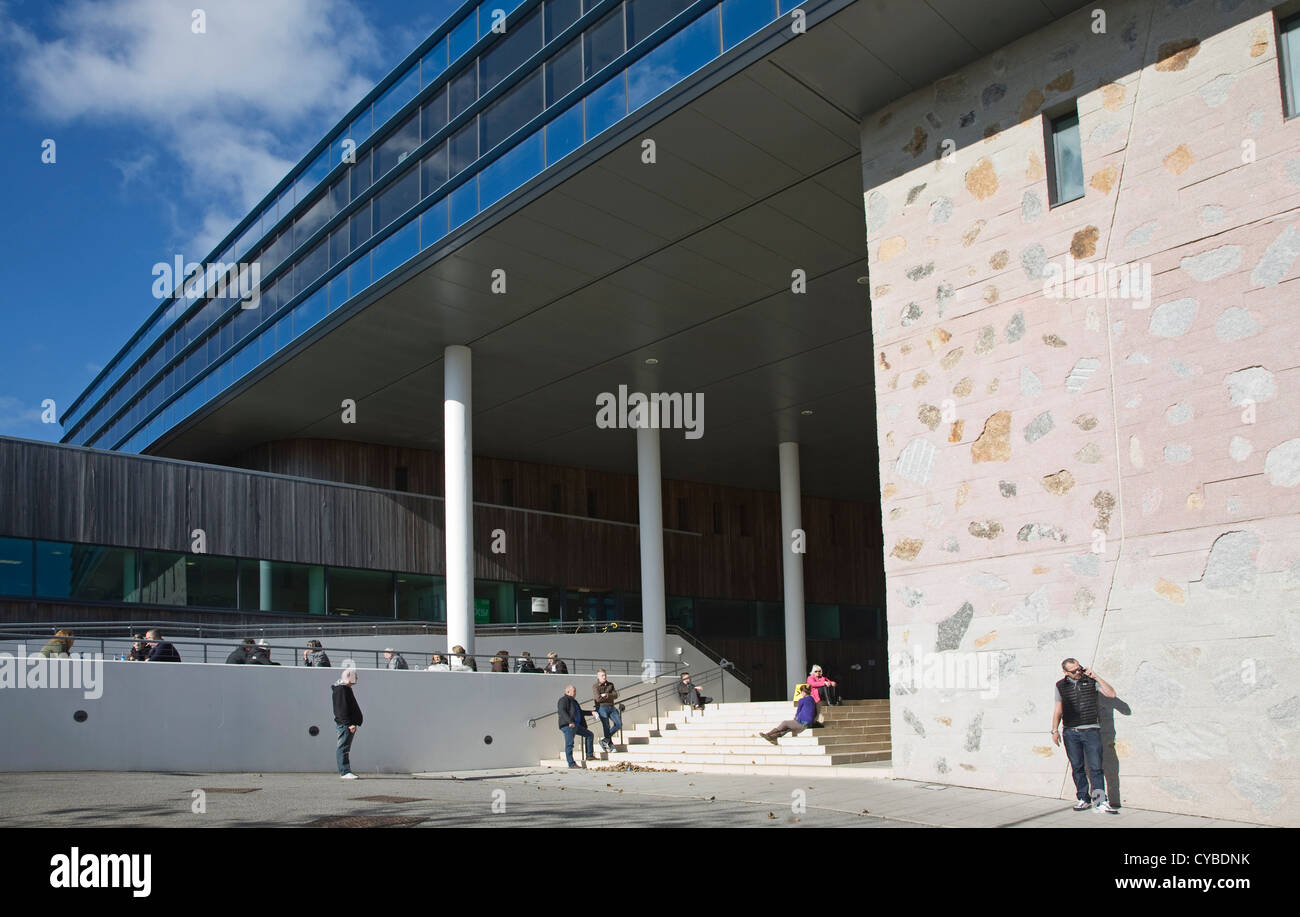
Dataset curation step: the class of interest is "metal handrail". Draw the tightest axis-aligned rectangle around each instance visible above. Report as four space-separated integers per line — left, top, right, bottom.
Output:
0 618 751 683
0 633 684 675
525 665 730 736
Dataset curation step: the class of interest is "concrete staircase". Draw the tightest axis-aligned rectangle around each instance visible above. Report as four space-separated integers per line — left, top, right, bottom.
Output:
542 699 893 778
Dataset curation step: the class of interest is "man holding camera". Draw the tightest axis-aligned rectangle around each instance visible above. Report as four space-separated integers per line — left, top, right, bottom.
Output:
1051 657 1118 813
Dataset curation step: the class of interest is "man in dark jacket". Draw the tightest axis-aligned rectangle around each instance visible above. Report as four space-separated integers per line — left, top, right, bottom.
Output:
557 685 595 768
226 638 254 664
248 640 279 665
592 669 621 753
676 672 711 710
144 629 181 662
1051 657 1118 812
383 648 408 670
302 640 331 667
544 652 568 674
332 669 364 779
514 651 539 673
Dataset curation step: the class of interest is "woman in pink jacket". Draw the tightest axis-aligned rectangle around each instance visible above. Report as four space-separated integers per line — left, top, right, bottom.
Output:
806 665 841 706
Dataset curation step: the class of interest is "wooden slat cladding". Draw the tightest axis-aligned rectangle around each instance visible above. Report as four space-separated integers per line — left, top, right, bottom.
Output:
1 437 883 604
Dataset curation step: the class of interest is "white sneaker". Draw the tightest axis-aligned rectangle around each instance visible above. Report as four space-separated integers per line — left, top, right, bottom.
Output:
340 772 359 780
1072 799 1090 810
1095 800 1118 814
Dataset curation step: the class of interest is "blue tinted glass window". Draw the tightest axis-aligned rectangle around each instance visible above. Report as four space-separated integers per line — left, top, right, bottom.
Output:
374 65 419 127
351 151 373 200
627 0 689 45
1049 109 1084 205
262 232 290 275
330 176 349 214
422 87 448 140
0 537 33 596
422 198 450 248
547 104 583 165
480 7 542 93
481 70 543 151
585 71 627 138
295 192 334 247
450 121 479 176
274 314 292 353
351 200 373 249
450 62 478 118
328 272 348 312
584 8 625 78
1282 14 1300 118
722 0 775 50
450 180 478 228
351 107 374 144
481 130 544 207
330 225 350 267
422 142 449 196
546 35 582 105
348 252 372 294
376 113 421 177
296 238 329 290
450 11 477 60
293 288 327 337
376 167 419 230
422 37 448 86
546 0 581 41
303 148 330 187
36 542 133 601
628 7 720 111
374 220 418 279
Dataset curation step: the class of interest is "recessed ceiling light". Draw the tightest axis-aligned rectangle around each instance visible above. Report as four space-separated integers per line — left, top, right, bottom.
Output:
644 357 659 365
801 409 814 416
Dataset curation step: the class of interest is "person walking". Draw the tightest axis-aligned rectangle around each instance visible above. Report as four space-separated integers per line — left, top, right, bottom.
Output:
759 685 817 743
1051 657 1118 813
556 685 595 768
592 669 621 753
332 669 364 780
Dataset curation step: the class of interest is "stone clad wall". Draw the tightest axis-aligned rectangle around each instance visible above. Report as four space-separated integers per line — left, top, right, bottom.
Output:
860 0 1300 823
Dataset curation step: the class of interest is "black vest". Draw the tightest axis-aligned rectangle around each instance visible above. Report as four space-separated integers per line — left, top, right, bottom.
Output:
1057 676 1100 728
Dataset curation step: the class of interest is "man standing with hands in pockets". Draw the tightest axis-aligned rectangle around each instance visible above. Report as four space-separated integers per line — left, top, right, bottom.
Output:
332 668 364 780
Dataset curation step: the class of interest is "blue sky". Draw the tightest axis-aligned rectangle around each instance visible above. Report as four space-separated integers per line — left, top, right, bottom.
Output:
0 0 462 442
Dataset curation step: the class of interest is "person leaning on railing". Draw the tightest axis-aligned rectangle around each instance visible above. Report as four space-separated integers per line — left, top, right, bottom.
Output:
514 651 539 673
37 629 74 658
302 639 331 667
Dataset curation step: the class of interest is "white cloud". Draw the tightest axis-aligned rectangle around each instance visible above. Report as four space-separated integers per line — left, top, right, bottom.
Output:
0 396 46 430
4 0 384 258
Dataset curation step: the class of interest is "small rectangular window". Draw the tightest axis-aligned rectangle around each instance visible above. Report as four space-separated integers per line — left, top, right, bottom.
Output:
394 466 409 492
677 497 688 529
551 483 562 513
1280 12 1300 118
584 7 625 79
545 0 581 42
501 478 514 506
1045 105 1084 206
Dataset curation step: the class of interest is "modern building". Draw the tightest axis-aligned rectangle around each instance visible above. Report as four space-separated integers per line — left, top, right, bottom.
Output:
2 0 1297 821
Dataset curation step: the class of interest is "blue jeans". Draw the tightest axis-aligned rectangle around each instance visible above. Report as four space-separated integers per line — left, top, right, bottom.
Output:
561 724 594 766
336 723 356 775
1063 727 1105 802
596 705 622 744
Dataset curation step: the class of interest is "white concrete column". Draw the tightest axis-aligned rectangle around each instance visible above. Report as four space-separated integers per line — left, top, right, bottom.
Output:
445 345 474 656
779 441 807 691
637 426 667 676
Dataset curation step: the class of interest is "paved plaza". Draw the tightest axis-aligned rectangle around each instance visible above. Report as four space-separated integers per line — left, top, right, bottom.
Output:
0 769 1264 829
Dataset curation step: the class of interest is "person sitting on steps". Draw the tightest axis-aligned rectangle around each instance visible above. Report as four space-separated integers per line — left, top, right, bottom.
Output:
806 664 841 707
759 684 818 743
676 672 712 710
